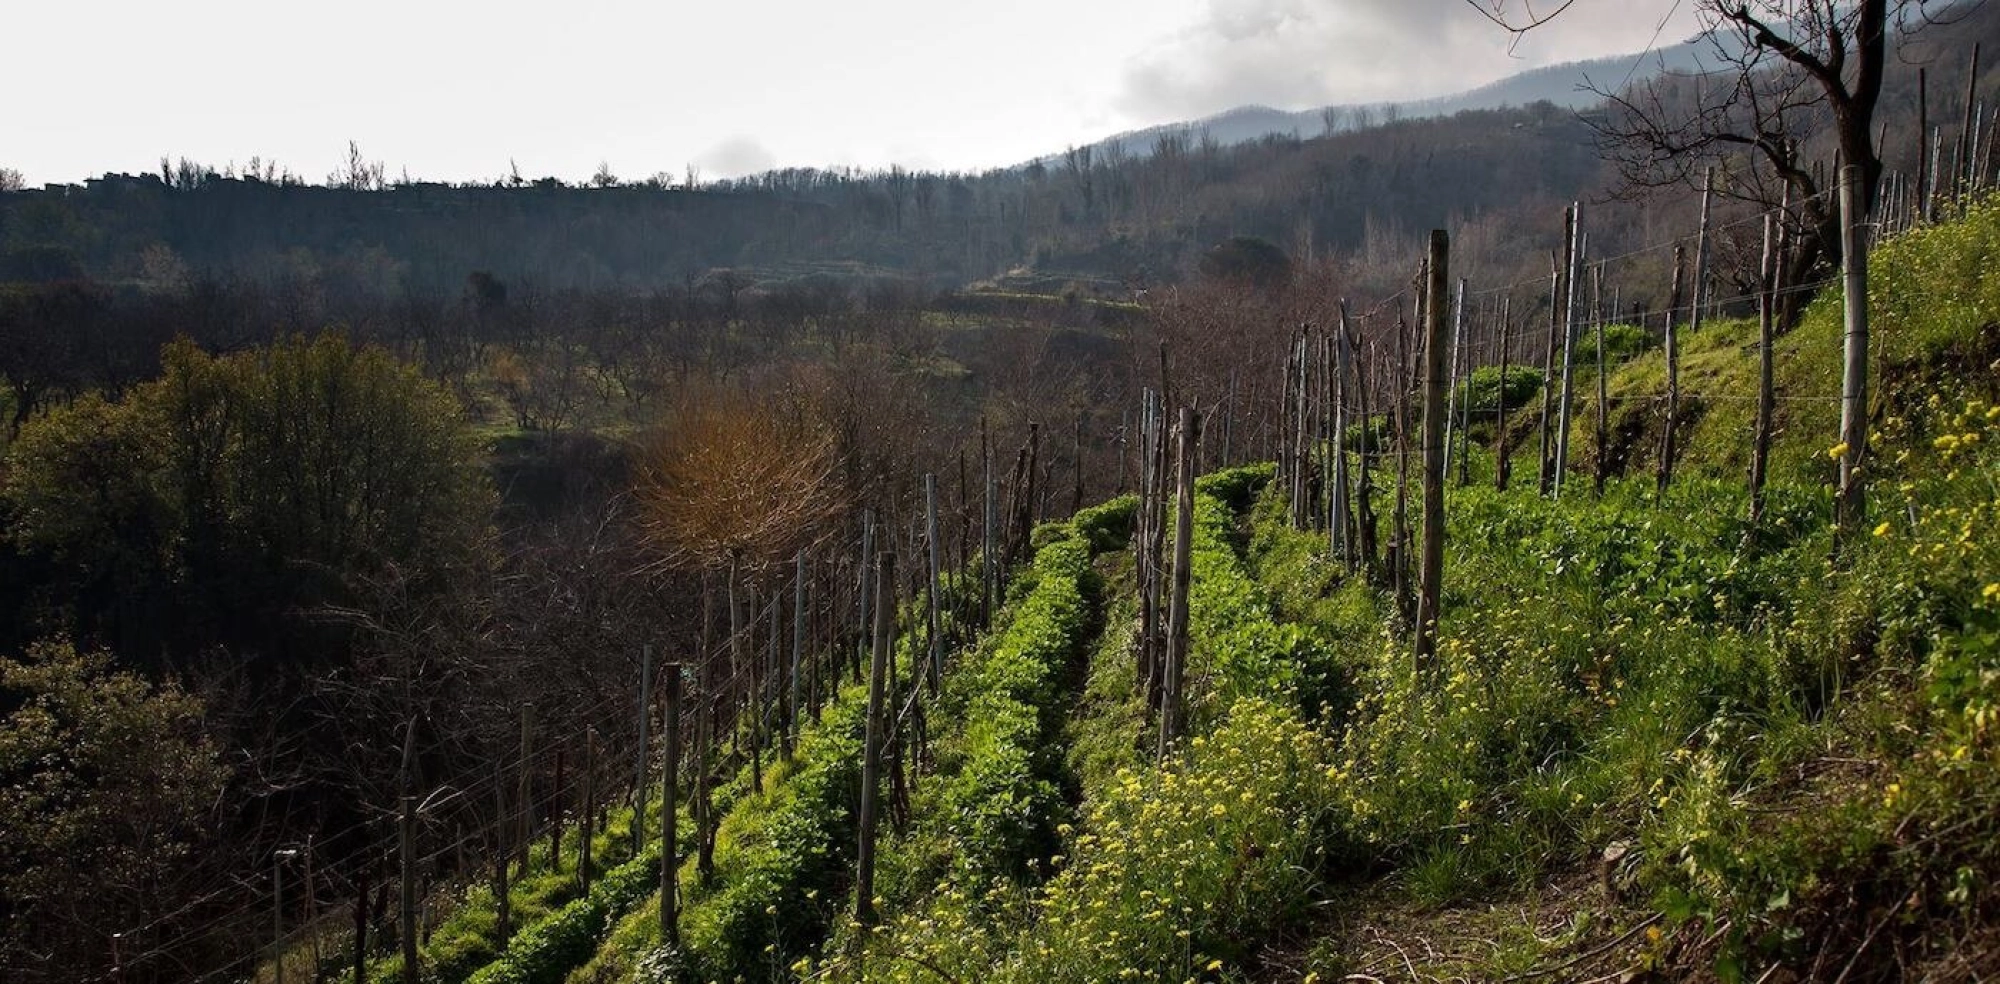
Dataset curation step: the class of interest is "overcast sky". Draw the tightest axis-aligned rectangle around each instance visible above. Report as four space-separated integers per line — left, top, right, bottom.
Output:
3 0 1702 187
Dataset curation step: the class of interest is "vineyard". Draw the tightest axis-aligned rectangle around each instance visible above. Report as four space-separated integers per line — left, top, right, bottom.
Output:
65 165 1991 983
10 12 2000 977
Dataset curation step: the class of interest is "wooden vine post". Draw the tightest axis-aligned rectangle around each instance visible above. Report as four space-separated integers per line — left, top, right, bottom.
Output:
1593 262 1608 498
1750 211 1779 524
660 663 682 946
857 513 874 683
982 422 997 627
1495 293 1513 491
1397 305 1416 615
1332 303 1353 570
1537 246 1562 495
1443 278 1466 486
1355 330 1379 575
1658 244 1687 496
633 646 651 856
549 745 564 872
400 794 417 984
695 688 715 885
788 550 806 759
1159 407 1198 758
856 551 895 925
1687 168 1715 381
491 766 510 941
1456 282 1475 488
579 729 595 894
517 704 533 876
1415 229 1450 665
924 473 943 696
1072 412 1086 515
1554 208 1583 497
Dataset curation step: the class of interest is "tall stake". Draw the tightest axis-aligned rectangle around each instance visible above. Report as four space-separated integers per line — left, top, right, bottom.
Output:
1355 333 1380 575
1960 44 1982 208
982 420 996 625
1495 294 1514 491
491 768 510 942
1456 287 1475 487
1392 313 1412 614
1837 164 1873 532
399 795 417 984
788 551 805 759
1159 408 1197 758
1280 332 1297 516
1415 230 1451 664
659 665 682 944
1224 370 1237 466
1023 423 1041 542
517 704 533 876
1751 210 1779 524
695 694 714 885
1537 248 1562 495
924 474 943 695
633 647 651 857
549 745 564 871
1554 209 1584 497
856 514 873 683
1688 168 1715 357
856 552 896 925
1072 413 1086 515
1592 262 1609 497
1333 304 1353 569
579 729 595 894
1659 244 1688 496
1443 278 1466 485
1918 67 1931 219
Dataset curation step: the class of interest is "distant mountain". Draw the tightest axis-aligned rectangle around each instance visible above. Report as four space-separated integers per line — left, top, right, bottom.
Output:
1059 38 1722 164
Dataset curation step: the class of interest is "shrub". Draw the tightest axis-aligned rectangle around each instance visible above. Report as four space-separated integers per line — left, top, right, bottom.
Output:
1454 363 1546 415
1193 462 1274 513
1571 322 1653 368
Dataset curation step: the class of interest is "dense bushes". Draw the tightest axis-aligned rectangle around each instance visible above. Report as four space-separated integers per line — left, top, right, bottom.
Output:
1182 489 1316 720
807 517 1113 982
813 475 1335 983
1192 461 1273 513
1455 363 1546 415
1570 322 1653 368
573 692 868 984
925 531 1097 886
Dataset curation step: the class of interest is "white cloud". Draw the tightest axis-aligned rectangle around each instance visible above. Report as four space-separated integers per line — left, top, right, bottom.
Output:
1116 0 1703 123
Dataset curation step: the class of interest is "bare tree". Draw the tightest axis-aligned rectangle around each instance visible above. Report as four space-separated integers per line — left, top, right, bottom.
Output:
0 167 23 192
1480 1 1974 314
330 140 385 191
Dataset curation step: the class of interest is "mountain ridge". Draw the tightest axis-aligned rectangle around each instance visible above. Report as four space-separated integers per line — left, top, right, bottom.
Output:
1048 36 1722 166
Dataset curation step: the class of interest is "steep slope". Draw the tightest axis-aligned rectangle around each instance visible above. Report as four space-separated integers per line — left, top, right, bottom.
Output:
342 198 2000 984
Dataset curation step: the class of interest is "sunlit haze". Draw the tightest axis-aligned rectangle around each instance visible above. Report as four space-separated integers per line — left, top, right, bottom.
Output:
5 0 1700 186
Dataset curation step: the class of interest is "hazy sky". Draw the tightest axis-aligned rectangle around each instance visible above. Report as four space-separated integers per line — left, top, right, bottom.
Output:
3 0 1701 187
